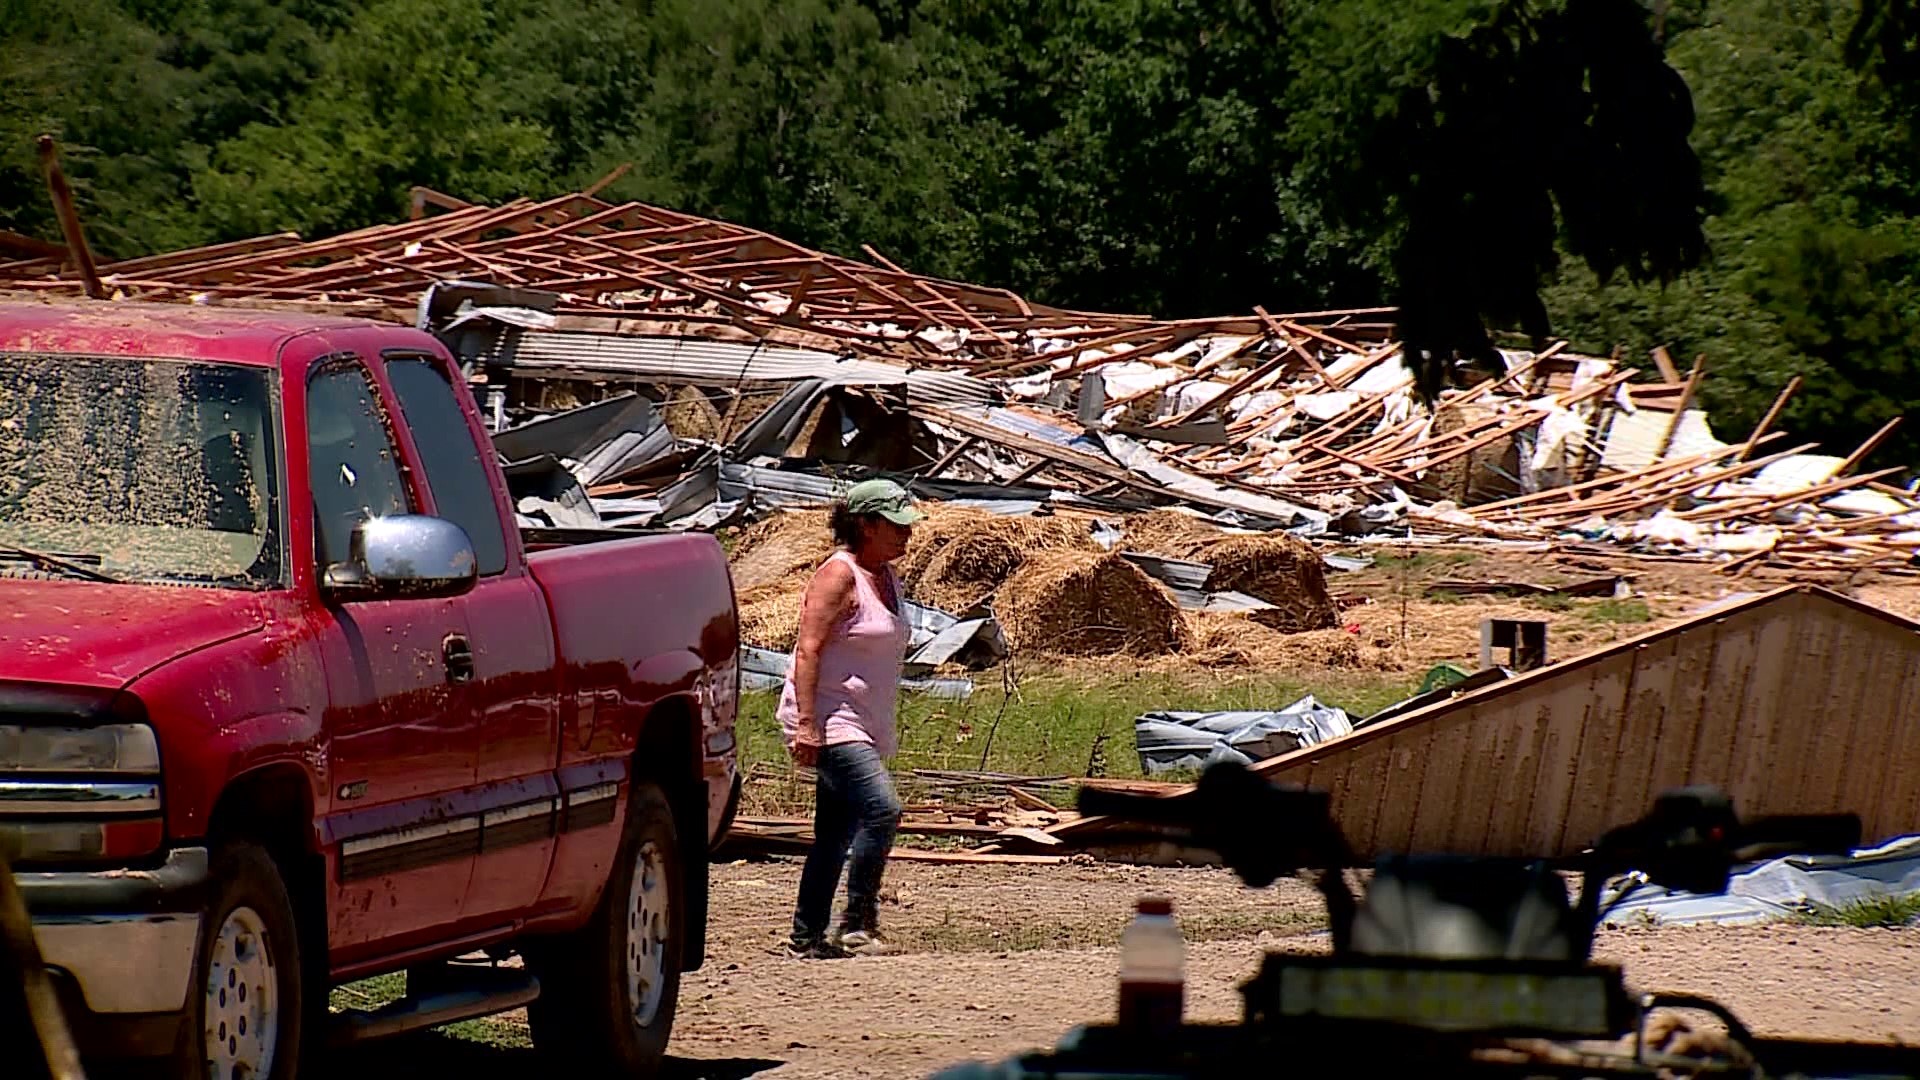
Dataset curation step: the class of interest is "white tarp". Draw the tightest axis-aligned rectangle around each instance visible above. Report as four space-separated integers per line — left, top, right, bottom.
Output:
1134 695 1355 776
1600 835 1920 927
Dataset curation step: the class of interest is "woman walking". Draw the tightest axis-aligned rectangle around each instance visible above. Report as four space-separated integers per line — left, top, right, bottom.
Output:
782 478 923 958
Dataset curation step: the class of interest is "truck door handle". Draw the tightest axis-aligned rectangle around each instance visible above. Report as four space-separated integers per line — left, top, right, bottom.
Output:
443 634 475 685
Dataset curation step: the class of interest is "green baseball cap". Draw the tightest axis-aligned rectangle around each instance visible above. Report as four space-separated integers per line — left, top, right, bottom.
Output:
844 478 926 525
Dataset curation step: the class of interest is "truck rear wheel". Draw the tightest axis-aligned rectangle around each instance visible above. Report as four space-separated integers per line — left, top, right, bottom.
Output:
169 842 305 1080
527 779 685 1076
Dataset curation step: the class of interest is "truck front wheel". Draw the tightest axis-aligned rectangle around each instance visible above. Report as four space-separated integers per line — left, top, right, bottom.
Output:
527 779 685 1075
170 842 305 1080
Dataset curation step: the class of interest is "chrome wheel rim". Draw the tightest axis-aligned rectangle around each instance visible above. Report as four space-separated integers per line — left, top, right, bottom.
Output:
204 905 277 1080
626 839 670 1027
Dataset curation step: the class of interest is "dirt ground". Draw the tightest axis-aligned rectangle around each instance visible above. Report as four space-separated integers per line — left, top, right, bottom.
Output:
327 859 1920 1080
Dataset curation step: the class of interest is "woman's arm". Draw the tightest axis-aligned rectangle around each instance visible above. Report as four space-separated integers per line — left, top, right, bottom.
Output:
790 558 856 760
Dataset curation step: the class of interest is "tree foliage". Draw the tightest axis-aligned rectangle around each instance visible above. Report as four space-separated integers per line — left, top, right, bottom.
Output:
1 0 1913 464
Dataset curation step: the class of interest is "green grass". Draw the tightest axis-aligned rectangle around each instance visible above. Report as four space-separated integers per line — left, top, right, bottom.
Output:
329 972 406 1014
1581 598 1653 624
329 970 533 1054
1793 893 1920 928
1515 595 1651 621
739 669 1419 813
741 671 1419 779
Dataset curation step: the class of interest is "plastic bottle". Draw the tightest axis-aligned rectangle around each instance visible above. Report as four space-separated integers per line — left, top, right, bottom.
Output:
1116 894 1184 1034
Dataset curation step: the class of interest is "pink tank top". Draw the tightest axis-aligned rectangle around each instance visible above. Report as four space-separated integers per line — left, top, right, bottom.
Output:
778 551 910 758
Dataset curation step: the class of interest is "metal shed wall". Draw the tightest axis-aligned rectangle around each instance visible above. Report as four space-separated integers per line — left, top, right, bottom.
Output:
1253 585 1920 859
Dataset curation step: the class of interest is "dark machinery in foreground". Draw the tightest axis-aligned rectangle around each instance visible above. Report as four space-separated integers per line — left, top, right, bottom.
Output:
1 847 85 1080
932 762 1919 1079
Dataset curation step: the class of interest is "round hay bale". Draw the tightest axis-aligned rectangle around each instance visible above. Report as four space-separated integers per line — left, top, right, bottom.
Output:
727 510 833 592
1119 513 1339 632
1120 509 1233 560
1202 534 1340 634
994 551 1190 657
911 532 1023 613
897 506 1097 612
735 581 807 650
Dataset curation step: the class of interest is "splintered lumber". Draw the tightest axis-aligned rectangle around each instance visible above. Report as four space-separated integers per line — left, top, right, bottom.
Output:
1651 354 1706 462
1008 787 1061 814
1254 306 1338 390
7 179 1909 570
885 849 1067 865
35 136 101 299
1834 417 1904 477
1736 376 1802 463
1454 341 1568 404
1686 466 1907 525
1650 345 1682 383
732 816 1019 840
1156 348 1297 427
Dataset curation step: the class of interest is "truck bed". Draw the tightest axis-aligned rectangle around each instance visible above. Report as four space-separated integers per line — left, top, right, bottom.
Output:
524 529 739 840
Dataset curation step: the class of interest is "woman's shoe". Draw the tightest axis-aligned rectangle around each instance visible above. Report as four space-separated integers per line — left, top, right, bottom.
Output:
785 936 849 959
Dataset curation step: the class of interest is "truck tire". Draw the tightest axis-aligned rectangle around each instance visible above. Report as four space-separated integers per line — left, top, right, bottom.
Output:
527 779 684 1076
169 842 305 1080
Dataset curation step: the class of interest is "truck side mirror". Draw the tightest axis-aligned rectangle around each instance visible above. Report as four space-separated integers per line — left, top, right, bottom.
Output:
322 515 478 601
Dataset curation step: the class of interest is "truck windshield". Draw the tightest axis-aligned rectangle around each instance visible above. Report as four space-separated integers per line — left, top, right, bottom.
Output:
0 353 282 587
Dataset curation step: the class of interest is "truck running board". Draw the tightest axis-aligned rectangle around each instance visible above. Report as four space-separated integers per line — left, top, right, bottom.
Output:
328 967 541 1046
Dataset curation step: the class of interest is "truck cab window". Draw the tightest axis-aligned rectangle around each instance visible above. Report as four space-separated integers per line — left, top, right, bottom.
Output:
385 356 508 576
307 363 411 567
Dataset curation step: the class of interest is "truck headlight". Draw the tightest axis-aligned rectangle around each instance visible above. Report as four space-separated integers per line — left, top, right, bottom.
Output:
0 723 161 774
0 723 163 864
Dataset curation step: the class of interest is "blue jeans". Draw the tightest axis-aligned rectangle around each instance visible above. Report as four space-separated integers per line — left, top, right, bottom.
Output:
792 742 902 942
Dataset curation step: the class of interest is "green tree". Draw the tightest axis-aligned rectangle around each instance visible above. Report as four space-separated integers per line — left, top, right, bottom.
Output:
1540 0 1920 465
0 0 196 256
189 0 549 239
590 0 974 276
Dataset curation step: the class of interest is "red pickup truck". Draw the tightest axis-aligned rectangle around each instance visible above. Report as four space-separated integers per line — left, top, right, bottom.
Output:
0 298 740 1078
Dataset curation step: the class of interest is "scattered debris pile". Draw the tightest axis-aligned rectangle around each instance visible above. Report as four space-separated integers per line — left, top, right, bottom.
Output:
5 182 1914 583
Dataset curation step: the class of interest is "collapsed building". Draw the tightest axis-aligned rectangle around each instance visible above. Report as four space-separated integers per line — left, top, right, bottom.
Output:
4 182 1915 676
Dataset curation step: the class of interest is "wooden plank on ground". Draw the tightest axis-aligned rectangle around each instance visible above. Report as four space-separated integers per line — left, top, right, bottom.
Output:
885 849 1067 865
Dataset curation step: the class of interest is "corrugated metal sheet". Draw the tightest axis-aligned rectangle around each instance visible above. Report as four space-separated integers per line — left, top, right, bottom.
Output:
501 329 997 406
1246 585 1920 859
